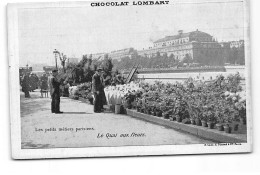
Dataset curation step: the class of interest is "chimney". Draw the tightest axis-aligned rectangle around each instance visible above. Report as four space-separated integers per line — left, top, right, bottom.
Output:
178 30 183 35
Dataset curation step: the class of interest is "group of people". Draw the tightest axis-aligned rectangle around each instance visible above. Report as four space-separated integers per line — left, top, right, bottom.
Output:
20 72 50 98
20 73 39 97
21 68 126 114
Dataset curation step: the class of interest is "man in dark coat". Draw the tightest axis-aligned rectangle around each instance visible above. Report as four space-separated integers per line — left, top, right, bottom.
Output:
21 72 30 98
50 69 63 114
92 68 103 113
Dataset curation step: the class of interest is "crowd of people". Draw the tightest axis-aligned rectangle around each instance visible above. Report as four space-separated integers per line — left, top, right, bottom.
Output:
20 72 50 98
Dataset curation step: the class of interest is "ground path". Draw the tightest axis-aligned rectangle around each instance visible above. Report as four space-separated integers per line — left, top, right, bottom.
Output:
21 90 213 149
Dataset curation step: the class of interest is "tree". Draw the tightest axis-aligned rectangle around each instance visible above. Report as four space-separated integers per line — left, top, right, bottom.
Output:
102 55 113 73
182 54 192 64
59 53 67 73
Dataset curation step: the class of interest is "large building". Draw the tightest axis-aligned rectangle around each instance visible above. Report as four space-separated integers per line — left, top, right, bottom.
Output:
86 29 244 66
109 48 135 60
138 29 224 64
87 48 135 60
230 40 244 48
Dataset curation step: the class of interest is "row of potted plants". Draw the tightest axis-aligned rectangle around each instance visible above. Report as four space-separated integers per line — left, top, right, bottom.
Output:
123 73 246 134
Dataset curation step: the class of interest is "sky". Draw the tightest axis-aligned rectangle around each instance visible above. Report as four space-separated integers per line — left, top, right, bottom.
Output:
18 0 246 66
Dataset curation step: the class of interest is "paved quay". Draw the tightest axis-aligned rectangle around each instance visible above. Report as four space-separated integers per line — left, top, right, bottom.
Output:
21 91 213 149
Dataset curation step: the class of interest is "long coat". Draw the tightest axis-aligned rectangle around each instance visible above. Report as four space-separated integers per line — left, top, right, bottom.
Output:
21 75 30 92
92 73 102 93
50 76 60 96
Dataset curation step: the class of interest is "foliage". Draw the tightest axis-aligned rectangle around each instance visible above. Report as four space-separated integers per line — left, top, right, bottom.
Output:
123 73 246 124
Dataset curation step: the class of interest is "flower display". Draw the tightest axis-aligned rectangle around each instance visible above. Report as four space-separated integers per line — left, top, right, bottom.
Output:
122 73 246 130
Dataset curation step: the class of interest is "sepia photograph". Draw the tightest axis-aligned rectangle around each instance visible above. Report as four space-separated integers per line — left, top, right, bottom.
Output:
8 0 251 159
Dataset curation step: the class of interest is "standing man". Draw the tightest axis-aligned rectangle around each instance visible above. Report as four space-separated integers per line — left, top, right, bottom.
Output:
92 67 103 113
21 72 30 98
50 69 63 114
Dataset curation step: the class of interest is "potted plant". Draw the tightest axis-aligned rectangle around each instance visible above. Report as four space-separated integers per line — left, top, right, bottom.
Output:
223 112 233 134
155 103 163 117
176 114 182 122
136 99 142 112
156 110 162 117
201 113 207 127
215 108 225 131
206 111 216 129
169 115 176 121
195 115 202 126
162 110 170 119
235 100 246 125
223 124 232 133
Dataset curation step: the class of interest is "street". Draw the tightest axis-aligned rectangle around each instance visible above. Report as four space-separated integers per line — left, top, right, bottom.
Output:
21 90 212 149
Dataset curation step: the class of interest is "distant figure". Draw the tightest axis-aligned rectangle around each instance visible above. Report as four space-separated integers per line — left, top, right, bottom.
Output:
40 73 48 97
92 68 103 113
21 72 31 98
50 69 63 114
48 73 53 98
29 73 39 91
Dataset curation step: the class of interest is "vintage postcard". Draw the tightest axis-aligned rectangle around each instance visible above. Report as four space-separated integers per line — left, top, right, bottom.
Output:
8 0 251 159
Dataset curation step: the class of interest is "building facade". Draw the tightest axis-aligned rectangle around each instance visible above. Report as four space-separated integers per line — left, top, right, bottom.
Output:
108 48 135 60
86 29 244 66
138 29 225 65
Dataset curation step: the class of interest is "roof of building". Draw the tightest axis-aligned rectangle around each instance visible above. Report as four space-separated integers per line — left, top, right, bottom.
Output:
154 30 212 43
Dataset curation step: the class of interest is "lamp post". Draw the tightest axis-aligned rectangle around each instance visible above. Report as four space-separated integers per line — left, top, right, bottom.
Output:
53 49 60 69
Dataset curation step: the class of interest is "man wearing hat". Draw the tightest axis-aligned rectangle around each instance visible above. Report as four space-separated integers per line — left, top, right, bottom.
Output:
50 69 63 114
92 67 103 113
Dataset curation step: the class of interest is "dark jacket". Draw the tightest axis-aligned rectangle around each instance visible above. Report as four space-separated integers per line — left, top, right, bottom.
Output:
92 73 102 93
21 75 30 92
50 76 60 95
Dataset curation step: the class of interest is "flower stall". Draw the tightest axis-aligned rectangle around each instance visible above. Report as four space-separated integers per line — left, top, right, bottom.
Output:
68 72 246 134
